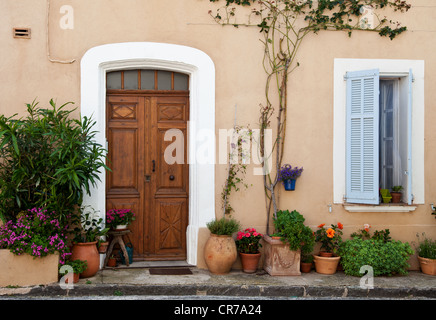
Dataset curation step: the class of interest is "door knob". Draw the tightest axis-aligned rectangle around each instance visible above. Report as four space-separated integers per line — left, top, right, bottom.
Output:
169 175 175 181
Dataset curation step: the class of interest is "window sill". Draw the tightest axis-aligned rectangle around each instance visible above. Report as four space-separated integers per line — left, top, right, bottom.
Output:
343 204 417 213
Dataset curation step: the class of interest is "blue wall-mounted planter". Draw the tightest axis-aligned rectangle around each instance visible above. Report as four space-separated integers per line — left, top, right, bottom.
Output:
283 179 296 191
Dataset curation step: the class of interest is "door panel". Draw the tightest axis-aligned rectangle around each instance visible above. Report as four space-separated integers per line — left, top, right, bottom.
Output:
106 93 189 261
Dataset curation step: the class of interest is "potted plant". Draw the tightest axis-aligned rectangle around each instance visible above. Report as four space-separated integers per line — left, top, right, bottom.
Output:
313 222 343 274
107 255 117 268
98 239 109 254
380 189 392 203
60 259 88 283
70 206 109 278
277 164 303 191
415 233 436 276
0 208 70 287
264 209 313 276
391 185 403 203
106 209 135 230
203 217 241 274
235 228 263 273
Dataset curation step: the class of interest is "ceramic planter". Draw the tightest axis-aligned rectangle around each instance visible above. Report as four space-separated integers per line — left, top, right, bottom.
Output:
0 250 59 287
300 262 313 273
70 241 100 278
418 256 436 276
115 224 127 230
391 192 402 203
204 234 237 275
263 235 301 276
313 255 341 275
283 179 296 191
239 252 261 273
98 241 109 254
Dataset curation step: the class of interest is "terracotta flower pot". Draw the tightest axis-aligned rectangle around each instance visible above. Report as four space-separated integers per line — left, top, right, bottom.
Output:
300 262 313 273
70 241 100 278
319 251 333 257
98 241 109 254
391 192 402 203
204 234 237 275
313 255 341 275
65 273 80 284
107 257 117 267
239 252 261 273
418 256 436 276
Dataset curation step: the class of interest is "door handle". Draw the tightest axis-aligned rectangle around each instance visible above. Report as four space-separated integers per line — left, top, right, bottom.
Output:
152 160 155 172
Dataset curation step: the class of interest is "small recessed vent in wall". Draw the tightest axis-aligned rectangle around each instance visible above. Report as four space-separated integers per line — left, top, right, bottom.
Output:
13 28 31 39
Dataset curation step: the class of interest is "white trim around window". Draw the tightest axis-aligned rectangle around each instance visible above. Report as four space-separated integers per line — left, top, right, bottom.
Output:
333 58 425 208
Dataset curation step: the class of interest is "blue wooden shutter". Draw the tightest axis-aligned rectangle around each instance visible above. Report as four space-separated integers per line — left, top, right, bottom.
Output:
406 69 413 205
345 69 380 204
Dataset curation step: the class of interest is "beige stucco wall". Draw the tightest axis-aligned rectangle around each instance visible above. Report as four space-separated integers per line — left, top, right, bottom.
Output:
1 0 435 270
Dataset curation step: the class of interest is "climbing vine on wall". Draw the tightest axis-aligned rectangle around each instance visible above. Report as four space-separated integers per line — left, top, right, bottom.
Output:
207 0 410 233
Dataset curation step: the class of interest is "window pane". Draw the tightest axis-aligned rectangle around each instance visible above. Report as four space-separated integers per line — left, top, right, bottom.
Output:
107 71 121 89
124 70 138 90
174 73 189 90
141 70 155 90
158 71 172 90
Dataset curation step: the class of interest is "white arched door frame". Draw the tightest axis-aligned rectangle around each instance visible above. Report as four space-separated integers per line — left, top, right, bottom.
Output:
80 42 216 265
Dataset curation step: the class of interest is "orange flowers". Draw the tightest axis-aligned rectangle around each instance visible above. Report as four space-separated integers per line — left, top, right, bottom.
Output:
326 228 335 238
314 222 344 254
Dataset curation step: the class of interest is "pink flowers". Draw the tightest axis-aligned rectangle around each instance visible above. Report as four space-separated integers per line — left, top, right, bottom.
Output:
106 209 135 228
0 208 70 264
235 228 263 254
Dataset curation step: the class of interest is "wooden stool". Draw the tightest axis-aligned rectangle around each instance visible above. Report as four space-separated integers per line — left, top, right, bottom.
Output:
104 229 132 267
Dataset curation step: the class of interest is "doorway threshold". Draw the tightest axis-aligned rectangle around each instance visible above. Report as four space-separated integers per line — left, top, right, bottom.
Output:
108 260 194 269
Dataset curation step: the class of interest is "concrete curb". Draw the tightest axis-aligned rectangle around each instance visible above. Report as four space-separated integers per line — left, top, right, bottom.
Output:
2 283 433 299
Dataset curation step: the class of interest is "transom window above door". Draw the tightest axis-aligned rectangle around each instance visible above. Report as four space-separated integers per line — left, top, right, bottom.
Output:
106 70 189 91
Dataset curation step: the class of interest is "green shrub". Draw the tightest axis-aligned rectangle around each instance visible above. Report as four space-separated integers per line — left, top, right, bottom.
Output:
340 238 414 276
206 217 241 236
273 210 315 253
0 99 109 223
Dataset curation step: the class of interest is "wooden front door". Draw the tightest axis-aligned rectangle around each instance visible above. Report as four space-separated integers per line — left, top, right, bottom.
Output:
105 70 189 261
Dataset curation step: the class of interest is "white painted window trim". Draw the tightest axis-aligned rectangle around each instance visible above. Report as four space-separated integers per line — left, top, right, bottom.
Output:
80 42 216 265
333 58 425 210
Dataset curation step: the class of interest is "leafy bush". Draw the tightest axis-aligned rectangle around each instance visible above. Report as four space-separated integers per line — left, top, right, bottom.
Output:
340 238 414 276
0 99 109 223
273 210 315 253
206 217 241 236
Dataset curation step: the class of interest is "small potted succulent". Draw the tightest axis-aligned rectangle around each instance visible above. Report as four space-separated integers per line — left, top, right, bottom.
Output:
278 164 303 191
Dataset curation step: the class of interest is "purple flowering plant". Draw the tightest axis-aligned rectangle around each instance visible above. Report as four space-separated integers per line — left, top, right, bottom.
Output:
106 209 135 228
0 208 71 264
278 164 303 182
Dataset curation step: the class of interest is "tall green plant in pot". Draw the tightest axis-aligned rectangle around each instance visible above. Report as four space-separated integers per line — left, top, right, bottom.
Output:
264 209 313 276
0 99 110 223
204 217 241 274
